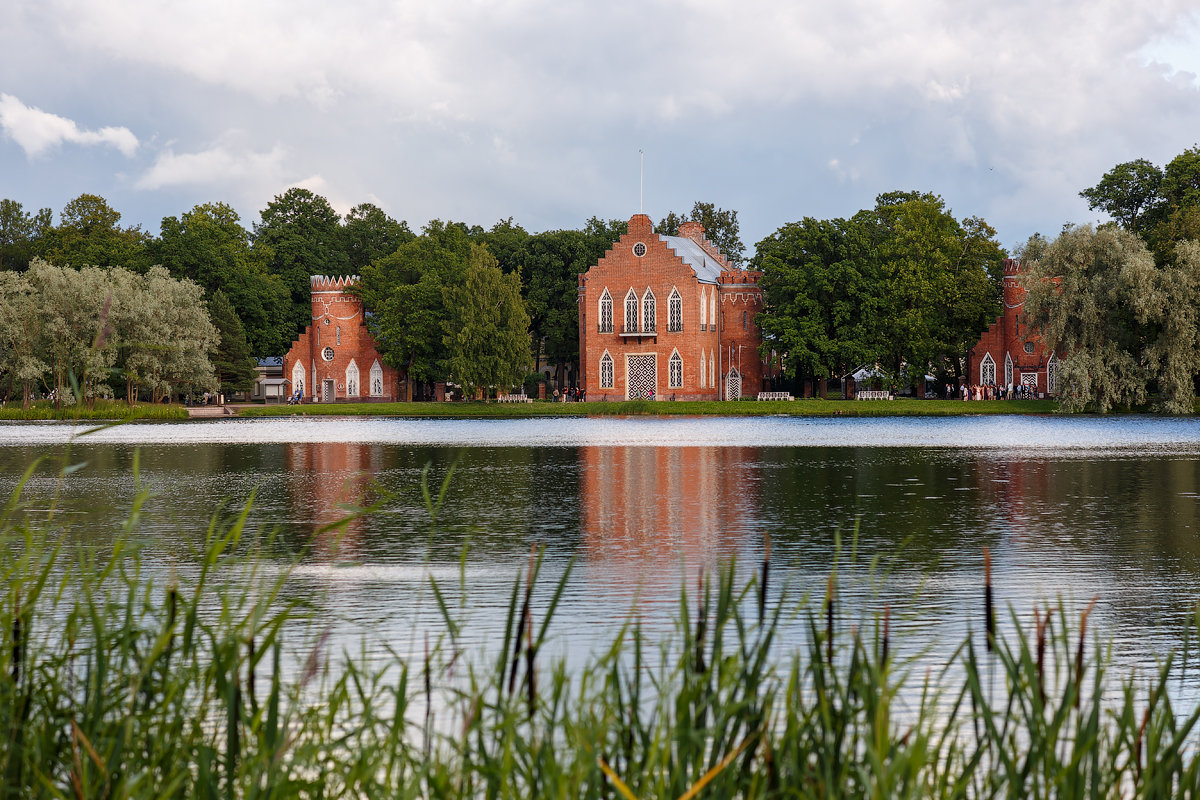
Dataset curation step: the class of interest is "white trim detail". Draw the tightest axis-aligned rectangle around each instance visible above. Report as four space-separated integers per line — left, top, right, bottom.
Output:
981 353 996 385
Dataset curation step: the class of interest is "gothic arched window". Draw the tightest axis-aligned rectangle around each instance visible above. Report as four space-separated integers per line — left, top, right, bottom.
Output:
981 353 996 385
668 288 682 332
642 288 656 333
370 360 384 397
600 352 614 388
346 359 360 398
1004 352 1014 386
1047 352 1057 395
599 289 613 333
669 350 683 388
624 289 639 333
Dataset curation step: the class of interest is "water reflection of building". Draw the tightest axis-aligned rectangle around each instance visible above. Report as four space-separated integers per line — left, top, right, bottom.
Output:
286 442 383 560
579 446 758 600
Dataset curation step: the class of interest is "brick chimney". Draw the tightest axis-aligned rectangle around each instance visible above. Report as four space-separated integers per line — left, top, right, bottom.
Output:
679 220 705 241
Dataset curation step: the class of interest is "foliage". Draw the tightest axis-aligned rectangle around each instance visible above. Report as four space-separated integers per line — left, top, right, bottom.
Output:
0 259 217 408
40 194 154 272
657 201 746 265
443 245 532 394
359 220 469 399
755 217 881 381
342 202 414 271
756 192 1003 388
1023 225 1200 413
6 480 1200 798
0 199 51 271
156 202 292 357
253 188 349 338
1082 146 1200 266
208 290 258 394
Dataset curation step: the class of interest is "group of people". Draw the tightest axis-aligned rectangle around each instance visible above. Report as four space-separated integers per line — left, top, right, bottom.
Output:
552 387 586 402
947 382 1036 401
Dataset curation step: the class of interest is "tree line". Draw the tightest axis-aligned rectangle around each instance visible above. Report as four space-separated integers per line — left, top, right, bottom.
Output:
0 191 746 402
1020 145 1200 412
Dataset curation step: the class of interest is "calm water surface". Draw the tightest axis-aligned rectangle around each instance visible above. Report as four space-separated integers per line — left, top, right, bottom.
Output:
5 415 1200 683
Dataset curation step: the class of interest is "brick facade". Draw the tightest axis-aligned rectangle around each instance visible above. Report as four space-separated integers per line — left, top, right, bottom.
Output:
578 213 766 401
966 258 1058 396
283 275 400 402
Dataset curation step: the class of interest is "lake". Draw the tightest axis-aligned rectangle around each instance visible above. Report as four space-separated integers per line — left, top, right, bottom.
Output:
5 414 1200 682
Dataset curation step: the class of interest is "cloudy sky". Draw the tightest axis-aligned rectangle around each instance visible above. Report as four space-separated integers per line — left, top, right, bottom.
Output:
3 0 1200 253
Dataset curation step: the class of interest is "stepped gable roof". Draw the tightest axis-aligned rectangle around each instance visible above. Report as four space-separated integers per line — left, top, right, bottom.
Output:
657 234 726 284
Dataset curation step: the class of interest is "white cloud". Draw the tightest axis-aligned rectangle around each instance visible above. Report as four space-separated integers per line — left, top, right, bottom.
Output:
136 141 289 190
0 93 137 157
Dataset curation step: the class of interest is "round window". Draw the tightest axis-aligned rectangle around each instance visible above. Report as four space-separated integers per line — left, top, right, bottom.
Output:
1023 342 1035 354
322 347 335 361
633 242 646 257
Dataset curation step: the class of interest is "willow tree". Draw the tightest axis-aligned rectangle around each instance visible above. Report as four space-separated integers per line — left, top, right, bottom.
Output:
1022 225 1200 413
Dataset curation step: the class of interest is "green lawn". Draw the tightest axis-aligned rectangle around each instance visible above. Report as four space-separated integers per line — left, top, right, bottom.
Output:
0 400 187 421
239 397 1060 418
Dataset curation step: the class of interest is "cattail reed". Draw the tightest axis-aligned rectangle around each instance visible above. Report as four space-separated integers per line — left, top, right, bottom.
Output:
825 573 835 667
1074 596 1098 708
983 547 994 653
11 595 21 685
881 604 890 667
247 635 256 712
424 632 432 758
524 604 536 719
1035 605 1047 703
759 530 771 625
509 544 538 697
695 570 707 674
1135 704 1150 779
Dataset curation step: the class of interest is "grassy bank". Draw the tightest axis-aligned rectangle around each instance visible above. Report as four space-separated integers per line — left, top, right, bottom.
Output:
240 397 1059 419
0 399 187 421
3 485 1199 797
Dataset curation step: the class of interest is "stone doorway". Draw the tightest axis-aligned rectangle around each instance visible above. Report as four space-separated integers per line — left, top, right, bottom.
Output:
322 379 335 403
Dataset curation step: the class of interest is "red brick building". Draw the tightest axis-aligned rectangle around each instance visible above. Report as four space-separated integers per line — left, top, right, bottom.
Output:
578 213 765 400
966 258 1058 396
283 275 400 402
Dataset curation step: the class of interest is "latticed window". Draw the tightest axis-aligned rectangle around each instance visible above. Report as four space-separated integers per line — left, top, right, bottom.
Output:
699 287 707 330
599 289 613 333
981 353 996 385
624 290 639 332
668 289 682 332
346 359 360 397
669 351 683 388
600 352 614 388
1047 353 1057 394
370 360 384 397
1004 353 1013 386
642 289 656 332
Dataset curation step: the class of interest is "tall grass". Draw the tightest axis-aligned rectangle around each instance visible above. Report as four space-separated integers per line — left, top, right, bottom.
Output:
4 478 1200 797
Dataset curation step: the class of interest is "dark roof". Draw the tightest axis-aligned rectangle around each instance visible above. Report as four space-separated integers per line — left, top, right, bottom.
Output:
257 357 284 367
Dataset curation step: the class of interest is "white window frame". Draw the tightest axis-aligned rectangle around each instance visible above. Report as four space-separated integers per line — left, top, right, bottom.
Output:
600 351 614 389
346 359 360 398
668 288 682 332
1004 352 1013 386
1047 352 1057 395
700 286 707 330
699 347 706 387
291 360 305 398
599 289 613 333
669 349 683 388
370 360 384 397
981 353 996 385
624 289 639 333
642 288 656 333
